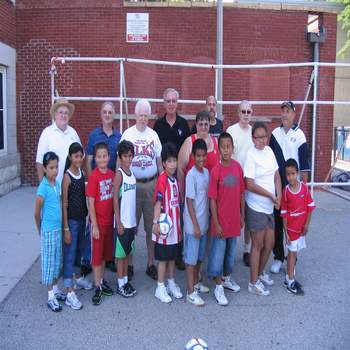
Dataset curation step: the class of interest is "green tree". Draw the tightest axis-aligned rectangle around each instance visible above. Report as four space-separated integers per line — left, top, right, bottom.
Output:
332 0 350 56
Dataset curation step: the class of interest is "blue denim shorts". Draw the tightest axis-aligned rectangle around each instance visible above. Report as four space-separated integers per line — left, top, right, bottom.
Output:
184 233 207 266
207 236 237 278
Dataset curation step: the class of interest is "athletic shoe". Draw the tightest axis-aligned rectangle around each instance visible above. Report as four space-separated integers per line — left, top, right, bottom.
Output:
259 271 274 286
65 291 83 310
243 252 250 267
101 280 113 296
168 282 183 299
155 284 172 303
47 297 62 312
175 256 186 271
75 276 93 290
125 282 136 296
54 289 67 301
146 264 158 280
222 277 240 292
248 280 270 296
284 278 302 288
116 284 134 298
214 285 228 306
194 282 210 294
128 265 134 281
270 260 283 274
287 281 304 296
92 287 103 305
186 290 205 307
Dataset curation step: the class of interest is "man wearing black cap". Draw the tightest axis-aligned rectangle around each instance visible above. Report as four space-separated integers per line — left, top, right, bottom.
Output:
269 101 310 274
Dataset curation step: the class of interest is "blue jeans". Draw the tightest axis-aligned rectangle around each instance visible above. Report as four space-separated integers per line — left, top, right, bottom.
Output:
63 219 85 288
75 221 91 267
184 233 207 266
207 237 237 278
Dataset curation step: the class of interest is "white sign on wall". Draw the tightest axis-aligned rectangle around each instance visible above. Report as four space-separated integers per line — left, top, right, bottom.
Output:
126 13 149 43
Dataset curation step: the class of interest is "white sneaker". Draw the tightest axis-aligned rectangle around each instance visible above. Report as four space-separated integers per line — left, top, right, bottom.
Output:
222 277 241 293
248 280 270 296
270 260 283 274
194 282 210 294
259 271 274 286
155 285 172 303
214 285 229 306
167 282 183 299
65 291 83 310
186 290 205 307
75 276 93 290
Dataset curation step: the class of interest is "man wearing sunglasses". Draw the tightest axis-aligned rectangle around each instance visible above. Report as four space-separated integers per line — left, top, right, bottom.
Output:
226 100 254 267
154 88 190 155
191 96 223 138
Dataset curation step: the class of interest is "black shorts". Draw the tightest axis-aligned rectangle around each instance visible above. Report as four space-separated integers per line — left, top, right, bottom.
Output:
115 227 136 259
154 242 182 262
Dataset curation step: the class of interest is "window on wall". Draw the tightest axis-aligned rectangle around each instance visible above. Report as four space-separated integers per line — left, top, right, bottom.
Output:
0 67 6 151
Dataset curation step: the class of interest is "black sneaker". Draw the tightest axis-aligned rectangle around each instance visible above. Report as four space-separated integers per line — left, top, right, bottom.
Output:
92 287 103 305
47 298 62 312
243 252 250 267
287 281 304 296
175 256 186 271
116 284 134 298
106 261 117 273
128 265 134 281
125 282 136 295
284 279 303 288
101 280 114 296
146 264 158 280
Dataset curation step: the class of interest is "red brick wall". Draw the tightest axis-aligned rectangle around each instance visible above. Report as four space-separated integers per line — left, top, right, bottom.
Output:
0 0 15 48
15 2 337 184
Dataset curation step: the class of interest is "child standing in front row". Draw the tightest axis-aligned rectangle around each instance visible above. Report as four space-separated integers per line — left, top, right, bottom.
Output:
153 143 183 303
113 140 137 298
207 132 245 306
184 138 210 307
62 142 93 311
86 142 115 305
34 152 66 312
281 158 315 296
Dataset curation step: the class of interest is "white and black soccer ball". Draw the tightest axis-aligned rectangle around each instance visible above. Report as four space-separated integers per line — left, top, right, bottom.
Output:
185 338 209 350
158 213 173 238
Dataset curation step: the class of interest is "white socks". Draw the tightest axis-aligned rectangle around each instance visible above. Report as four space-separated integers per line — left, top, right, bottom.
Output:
118 276 128 288
48 290 55 300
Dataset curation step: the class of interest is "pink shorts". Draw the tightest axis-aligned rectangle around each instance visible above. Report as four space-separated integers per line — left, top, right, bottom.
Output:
91 223 114 266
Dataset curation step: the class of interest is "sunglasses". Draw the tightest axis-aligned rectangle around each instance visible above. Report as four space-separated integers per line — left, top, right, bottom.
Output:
240 110 252 114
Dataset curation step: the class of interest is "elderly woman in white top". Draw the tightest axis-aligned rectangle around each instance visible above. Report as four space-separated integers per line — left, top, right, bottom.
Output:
120 99 163 280
244 121 281 297
36 98 81 186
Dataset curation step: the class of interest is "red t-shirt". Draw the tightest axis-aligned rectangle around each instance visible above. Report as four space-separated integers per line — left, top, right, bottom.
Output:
280 182 316 241
208 160 245 238
186 134 220 175
152 171 181 245
86 168 115 226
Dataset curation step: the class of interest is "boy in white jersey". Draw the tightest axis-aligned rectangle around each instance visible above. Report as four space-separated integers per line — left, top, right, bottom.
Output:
113 140 137 297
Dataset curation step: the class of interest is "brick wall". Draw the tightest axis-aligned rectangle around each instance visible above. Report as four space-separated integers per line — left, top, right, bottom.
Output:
15 1 337 184
0 0 15 48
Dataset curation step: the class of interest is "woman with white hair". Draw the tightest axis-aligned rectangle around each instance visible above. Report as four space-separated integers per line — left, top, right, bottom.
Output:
120 99 163 280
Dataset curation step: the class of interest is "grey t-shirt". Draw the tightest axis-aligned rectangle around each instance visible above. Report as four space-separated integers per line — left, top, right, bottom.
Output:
183 166 210 235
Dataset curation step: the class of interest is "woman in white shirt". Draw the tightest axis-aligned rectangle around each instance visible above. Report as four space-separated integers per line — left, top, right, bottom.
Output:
244 121 282 296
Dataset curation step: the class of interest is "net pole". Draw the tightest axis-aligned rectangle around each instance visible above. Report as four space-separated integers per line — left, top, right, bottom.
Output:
119 61 124 133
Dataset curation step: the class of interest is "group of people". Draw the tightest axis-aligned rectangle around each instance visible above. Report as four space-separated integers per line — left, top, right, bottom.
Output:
34 88 315 312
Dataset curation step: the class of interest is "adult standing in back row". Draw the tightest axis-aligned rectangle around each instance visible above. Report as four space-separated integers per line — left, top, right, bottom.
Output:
269 101 310 274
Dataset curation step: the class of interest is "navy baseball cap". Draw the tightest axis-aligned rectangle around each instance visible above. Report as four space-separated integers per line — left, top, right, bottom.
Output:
281 101 296 112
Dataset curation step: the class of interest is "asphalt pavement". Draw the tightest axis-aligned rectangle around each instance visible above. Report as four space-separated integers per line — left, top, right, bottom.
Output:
0 188 349 350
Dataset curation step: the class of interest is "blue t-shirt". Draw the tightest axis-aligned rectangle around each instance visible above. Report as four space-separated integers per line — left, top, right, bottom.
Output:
86 127 121 171
37 177 62 232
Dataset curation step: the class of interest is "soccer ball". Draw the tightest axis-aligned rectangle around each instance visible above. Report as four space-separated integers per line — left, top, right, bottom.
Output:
158 213 173 238
185 338 209 350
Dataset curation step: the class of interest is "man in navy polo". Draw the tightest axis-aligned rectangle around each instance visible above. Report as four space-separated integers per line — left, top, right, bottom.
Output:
269 101 310 274
86 101 122 273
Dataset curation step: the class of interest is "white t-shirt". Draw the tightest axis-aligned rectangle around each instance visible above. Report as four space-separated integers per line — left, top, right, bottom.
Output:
121 125 162 179
36 122 81 186
226 123 253 168
244 145 279 214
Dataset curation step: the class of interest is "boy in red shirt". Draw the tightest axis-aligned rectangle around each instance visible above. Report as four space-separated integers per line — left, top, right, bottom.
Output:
86 142 115 305
281 158 315 296
207 132 245 306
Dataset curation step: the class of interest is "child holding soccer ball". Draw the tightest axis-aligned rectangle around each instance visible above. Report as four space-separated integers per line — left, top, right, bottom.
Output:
152 143 183 303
